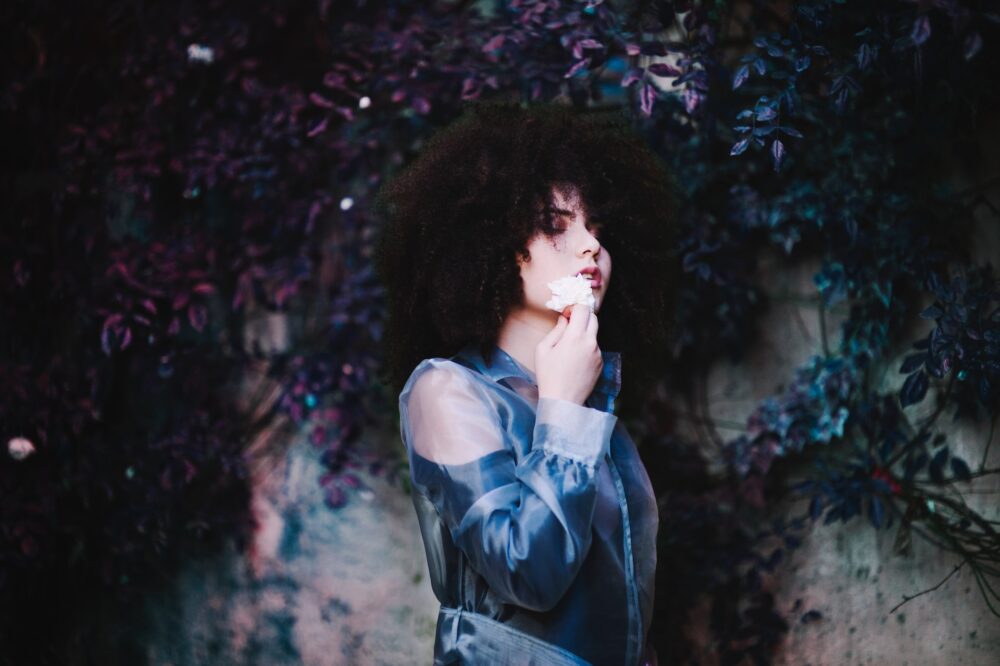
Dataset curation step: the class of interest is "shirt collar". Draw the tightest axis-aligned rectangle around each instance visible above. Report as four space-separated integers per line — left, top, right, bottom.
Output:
453 342 622 414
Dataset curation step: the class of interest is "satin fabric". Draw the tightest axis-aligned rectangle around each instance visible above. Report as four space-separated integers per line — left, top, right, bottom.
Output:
398 343 658 665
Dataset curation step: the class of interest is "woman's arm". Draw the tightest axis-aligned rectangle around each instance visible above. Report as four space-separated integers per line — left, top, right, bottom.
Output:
400 358 617 612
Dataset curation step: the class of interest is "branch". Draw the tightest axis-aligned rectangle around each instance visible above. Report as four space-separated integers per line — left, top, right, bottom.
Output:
889 561 965 614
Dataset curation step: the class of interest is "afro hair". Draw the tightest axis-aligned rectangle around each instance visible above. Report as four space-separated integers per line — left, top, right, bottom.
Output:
373 100 680 416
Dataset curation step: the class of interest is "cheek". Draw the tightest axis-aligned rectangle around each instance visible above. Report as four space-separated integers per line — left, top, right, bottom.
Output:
519 247 564 304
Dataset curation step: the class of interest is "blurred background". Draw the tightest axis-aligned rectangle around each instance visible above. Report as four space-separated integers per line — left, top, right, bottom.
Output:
2 1 999 664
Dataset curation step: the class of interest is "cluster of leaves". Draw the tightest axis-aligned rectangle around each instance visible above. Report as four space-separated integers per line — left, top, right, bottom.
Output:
726 355 855 477
900 266 1000 415
683 0 1000 633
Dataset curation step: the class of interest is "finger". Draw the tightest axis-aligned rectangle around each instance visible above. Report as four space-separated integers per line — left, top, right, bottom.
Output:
566 303 589 336
541 313 569 348
584 308 598 339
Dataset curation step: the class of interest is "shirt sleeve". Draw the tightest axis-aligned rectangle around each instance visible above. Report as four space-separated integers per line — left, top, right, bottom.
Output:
399 358 618 612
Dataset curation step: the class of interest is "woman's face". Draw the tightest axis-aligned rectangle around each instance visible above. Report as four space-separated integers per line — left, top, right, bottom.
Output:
517 185 612 319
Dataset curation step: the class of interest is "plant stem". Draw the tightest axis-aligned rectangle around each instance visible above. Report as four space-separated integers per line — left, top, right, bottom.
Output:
889 561 965 614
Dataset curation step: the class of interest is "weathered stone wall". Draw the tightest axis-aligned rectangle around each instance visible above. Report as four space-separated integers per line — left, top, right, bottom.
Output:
697 254 1000 666
139 419 438 665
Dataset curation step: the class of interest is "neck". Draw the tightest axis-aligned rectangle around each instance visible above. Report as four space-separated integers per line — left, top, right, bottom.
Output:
495 306 560 375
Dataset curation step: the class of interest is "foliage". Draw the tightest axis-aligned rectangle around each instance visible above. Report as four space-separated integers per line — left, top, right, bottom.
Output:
3 0 1000 663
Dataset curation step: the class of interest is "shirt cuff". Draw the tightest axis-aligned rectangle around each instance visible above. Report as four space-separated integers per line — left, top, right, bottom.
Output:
532 397 617 467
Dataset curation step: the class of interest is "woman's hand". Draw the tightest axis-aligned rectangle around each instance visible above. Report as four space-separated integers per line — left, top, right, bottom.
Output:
535 303 602 406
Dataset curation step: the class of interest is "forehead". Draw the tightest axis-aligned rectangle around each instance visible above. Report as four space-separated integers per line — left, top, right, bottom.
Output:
550 184 585 214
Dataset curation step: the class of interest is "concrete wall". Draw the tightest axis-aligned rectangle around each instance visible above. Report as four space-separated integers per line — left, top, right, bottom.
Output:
696 254 1000 666
139 419 439 665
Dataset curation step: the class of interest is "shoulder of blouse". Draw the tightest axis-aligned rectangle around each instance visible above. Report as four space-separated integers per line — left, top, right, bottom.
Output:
399 356 493 407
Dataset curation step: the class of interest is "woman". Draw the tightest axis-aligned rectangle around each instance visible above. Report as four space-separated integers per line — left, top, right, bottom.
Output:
374 101 678 665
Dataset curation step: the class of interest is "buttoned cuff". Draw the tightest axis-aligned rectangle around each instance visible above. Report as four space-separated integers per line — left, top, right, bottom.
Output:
532 397 617 467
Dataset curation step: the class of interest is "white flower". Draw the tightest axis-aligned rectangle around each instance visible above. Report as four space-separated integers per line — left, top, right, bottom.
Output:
8 437 36 461
545 273 595 312
358 96 371 109
187 44 215 64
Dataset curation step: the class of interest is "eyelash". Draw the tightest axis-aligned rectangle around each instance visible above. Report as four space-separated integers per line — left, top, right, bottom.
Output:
546 221 603 239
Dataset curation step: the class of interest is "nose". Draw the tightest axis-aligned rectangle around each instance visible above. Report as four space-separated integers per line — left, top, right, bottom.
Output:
579 227 601 257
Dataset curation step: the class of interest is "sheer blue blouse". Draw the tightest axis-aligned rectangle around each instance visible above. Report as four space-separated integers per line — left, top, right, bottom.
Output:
398 343 658 665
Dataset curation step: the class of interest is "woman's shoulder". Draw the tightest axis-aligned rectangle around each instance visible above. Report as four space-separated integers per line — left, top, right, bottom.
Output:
399 356 487 404
398 356 507 466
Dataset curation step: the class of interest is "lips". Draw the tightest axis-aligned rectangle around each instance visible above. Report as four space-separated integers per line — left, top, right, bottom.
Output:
576 267 602 288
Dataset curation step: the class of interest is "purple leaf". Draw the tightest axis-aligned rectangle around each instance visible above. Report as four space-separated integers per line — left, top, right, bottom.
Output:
411 97 431 114
648 62 681 77
620 67 643 88
481 34 505 53
756 106 777 121
732 64 750 90
323 71 346 89
307 200 323 232
771 138 785 171
640 81 656 117
192 282 215 295
911 15 931 47
858 43 874 71
461 77 478 99
835 87 849 113
684 88 703 115
188 304 208 332
101 314 124 355
964 32 983 60
307 116 329 138
564 58 591 79
309 92 335 109
730 138 750 156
